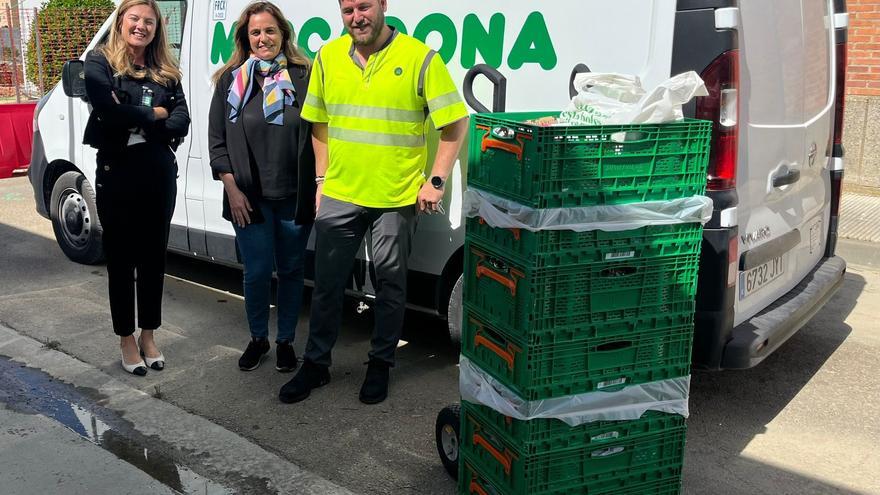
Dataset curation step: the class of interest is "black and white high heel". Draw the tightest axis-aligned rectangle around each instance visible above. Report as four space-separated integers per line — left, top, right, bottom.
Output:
141 350 165 370
121 351 148 376
138 338 165 371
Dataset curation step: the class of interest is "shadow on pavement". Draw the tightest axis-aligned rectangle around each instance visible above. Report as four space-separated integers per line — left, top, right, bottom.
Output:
685 270 867 494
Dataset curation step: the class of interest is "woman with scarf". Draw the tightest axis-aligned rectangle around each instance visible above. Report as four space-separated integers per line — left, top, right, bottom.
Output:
208 2 316 373
84 0 190 376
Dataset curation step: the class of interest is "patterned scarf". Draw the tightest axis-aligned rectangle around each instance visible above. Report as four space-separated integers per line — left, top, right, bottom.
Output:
227 53 296 126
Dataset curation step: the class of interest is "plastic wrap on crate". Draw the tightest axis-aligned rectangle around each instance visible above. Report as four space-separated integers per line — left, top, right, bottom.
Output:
464 188 713 232
460 357 689 426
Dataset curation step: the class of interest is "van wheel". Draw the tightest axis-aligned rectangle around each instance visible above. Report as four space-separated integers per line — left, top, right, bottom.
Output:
435 404 461 479
447 274 464 345
49 171 104 265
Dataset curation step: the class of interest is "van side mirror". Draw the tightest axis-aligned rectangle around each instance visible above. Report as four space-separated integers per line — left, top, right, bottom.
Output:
61 60 86 99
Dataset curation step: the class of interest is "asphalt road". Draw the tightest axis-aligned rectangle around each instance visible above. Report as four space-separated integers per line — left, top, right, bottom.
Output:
1 176 878 494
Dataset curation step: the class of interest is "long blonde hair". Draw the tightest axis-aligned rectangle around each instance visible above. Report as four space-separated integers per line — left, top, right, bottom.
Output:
212 1 311 84
100 0 182 86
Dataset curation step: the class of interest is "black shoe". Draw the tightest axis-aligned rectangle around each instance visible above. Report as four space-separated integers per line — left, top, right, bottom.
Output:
279 360 330 404
359 359 391 405
275 341 298 373
238 338 270 371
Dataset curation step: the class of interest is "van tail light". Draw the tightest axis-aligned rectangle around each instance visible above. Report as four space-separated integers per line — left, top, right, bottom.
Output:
826 26 847 257
832 40 847 151
727 234 738 288
696 50 740 191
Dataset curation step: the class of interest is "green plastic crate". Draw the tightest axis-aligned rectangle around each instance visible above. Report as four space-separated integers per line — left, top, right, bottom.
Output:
461 401 685 456
459 422 686 495
462 309 692 400
459 455 684 495
465 218 703 268
465 300 695 346
463 239 700 338
467 112 711 208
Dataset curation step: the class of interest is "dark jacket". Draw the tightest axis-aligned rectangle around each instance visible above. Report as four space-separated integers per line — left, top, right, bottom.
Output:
208 64 316 226
83 50 190 152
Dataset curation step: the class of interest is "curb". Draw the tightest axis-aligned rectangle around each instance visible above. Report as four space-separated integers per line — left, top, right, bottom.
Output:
0 323 355 495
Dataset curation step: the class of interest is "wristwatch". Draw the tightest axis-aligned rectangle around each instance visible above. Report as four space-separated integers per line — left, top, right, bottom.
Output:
430 176 445 190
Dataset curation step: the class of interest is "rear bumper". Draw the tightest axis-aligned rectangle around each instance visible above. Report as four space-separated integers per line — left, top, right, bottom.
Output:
721 256 847 369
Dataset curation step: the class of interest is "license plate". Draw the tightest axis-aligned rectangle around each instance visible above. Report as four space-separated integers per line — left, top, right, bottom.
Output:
739 256 786 300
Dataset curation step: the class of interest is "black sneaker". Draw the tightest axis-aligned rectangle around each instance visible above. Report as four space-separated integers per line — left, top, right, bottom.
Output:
238 338 270 371
275 341 298 373
359 358 391 405
278 360 330 404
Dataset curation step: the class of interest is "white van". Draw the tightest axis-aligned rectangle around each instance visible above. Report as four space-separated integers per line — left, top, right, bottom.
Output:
28 0 848 370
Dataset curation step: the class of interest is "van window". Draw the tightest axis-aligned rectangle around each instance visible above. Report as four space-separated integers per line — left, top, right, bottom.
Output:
741 0 832 125
157 0 187 60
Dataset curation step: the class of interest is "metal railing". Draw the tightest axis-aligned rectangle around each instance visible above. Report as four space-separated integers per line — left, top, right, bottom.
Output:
1 6 112 103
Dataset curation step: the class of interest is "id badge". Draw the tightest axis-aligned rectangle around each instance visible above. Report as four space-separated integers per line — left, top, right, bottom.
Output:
141 86 154 107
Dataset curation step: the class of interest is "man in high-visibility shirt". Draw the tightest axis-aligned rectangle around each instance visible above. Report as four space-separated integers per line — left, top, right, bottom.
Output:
280 0 469 405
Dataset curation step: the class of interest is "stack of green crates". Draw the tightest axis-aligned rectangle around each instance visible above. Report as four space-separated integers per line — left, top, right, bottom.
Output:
460 112 712 495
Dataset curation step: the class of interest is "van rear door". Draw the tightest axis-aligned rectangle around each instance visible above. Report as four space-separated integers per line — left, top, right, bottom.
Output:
735 0 835 325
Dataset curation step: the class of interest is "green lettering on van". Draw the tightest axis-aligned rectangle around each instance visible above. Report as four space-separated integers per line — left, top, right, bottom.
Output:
508 12 557 70
461 13 504 69
413 13 457 63
297 17 332 59
210 12 557 70
211 21 237 64
386 16 408 35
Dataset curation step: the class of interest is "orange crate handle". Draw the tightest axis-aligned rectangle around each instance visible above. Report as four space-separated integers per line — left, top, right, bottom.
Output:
469 480 489 495
476 124 532 161
473 433 513 476
478 217 521 241
471 247 524 296
473 330 517 370
475 266 519 296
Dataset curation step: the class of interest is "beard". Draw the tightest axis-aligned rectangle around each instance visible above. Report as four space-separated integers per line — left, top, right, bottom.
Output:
348 16 385 46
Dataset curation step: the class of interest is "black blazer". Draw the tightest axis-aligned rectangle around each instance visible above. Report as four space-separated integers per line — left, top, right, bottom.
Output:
83 50 189 152
208 64 316 226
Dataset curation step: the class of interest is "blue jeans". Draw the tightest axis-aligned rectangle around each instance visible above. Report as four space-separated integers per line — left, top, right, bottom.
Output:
233 198 312 343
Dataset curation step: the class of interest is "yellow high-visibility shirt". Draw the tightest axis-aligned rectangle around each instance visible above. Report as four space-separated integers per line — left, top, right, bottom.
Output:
301 30 468 208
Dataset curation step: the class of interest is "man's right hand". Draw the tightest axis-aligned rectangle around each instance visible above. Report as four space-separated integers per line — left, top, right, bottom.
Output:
153 107 169 120
226 182 252 227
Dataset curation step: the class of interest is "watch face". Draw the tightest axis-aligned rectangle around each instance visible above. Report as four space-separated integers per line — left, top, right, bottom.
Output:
431 176 443 188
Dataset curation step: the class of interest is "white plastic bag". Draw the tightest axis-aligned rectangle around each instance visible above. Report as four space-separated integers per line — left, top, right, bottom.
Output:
459 357 690 426
463 188 713 232
559 71 708 125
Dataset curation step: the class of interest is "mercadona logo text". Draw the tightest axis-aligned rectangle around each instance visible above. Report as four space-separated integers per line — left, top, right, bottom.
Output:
211 11 558 70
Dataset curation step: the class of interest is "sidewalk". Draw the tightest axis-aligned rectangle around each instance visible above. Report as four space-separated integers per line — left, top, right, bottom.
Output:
840 191 880 243
838 191 880 269
0 406 178 495
0 324 354 495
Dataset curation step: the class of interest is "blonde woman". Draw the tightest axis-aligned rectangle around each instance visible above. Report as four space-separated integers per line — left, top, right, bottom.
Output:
208 2 316 373
83 0 190 375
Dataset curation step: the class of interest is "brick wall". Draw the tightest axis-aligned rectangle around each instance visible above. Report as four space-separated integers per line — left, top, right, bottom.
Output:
848 0 880 96
845 0 880 192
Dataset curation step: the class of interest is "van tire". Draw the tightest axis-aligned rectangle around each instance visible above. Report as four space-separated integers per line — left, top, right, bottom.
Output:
49 171 104 265
447 274 464 345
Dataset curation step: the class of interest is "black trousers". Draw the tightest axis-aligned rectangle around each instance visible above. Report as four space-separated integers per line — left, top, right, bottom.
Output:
95 143 177 337
305 196 417 367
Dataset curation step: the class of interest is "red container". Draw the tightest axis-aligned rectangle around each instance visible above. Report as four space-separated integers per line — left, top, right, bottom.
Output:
0 102 36 179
